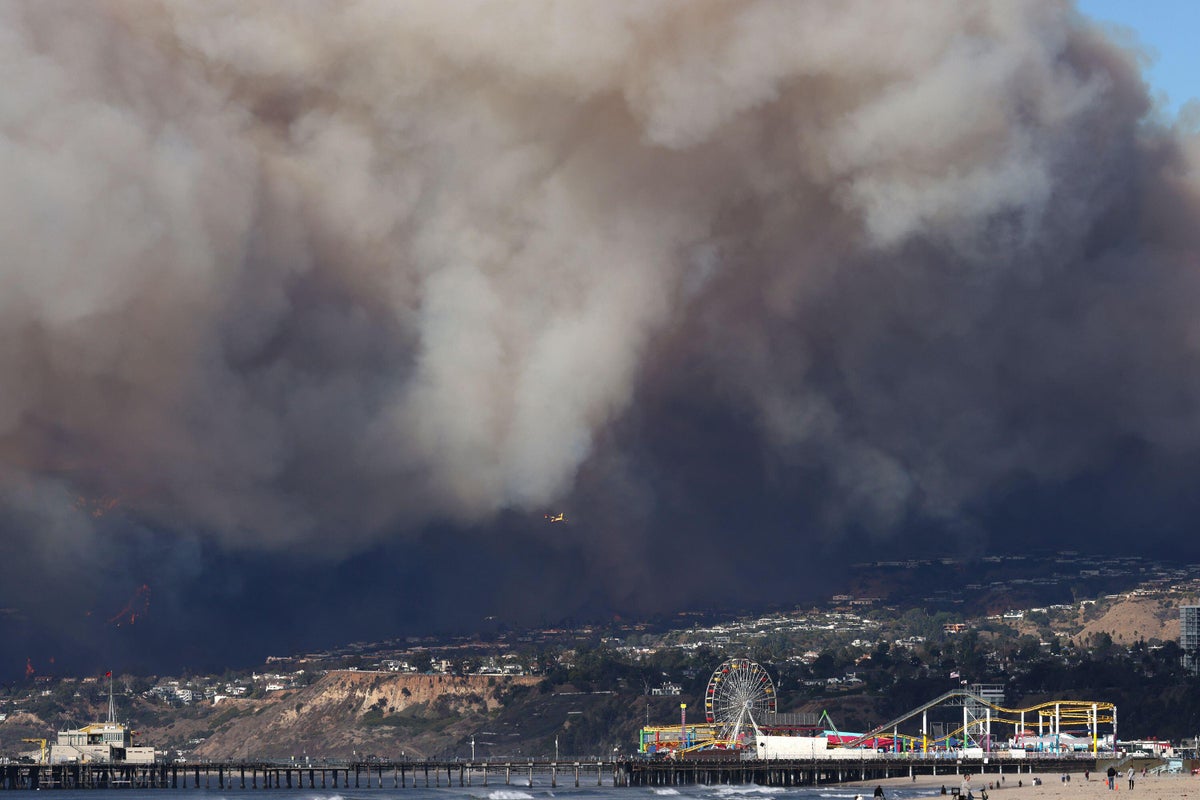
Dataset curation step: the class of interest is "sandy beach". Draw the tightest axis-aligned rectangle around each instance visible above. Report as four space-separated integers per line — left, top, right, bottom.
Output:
841 771 1200 800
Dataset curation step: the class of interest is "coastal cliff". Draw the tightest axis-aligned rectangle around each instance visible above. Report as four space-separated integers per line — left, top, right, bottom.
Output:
189 671 540 761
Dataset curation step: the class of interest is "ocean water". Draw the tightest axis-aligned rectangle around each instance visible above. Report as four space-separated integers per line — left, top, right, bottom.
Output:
18 784 947 800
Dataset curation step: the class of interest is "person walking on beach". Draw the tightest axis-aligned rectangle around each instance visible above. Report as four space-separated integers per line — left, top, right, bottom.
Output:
1107 765 1117 790
1127 767 1135 790
874 786 885 800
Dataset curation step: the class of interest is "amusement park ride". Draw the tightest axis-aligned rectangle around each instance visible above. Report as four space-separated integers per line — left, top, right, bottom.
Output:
638 658 1118 761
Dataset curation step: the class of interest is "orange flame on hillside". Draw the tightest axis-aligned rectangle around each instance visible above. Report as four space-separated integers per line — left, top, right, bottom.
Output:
108 584 151 626
75 495 122 519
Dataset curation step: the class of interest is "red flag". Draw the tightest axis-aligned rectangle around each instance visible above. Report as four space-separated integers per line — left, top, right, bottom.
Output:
105 671 111 677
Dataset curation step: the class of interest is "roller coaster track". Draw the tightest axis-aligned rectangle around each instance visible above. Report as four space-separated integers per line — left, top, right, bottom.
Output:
837 690 1115 750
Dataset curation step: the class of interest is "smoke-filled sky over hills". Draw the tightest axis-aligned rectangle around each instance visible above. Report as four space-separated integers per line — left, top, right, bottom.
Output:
3 0 1200 676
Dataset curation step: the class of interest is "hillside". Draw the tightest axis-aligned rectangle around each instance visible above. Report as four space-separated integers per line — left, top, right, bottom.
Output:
1070 597 1180 645
4 573 1198 760
1003 594 1183 648
181 671 539 760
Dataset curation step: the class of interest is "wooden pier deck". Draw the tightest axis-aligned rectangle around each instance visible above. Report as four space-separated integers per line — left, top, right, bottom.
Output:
0 754 1098 790
1 760 621 790
627 754 1097 787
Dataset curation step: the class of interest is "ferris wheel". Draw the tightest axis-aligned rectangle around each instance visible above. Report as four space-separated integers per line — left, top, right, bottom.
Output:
704 658 777 742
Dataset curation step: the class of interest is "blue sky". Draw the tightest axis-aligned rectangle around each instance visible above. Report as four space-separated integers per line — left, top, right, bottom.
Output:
1079 0 1200 117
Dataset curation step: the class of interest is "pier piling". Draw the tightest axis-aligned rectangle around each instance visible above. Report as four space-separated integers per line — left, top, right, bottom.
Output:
0 755 1103 791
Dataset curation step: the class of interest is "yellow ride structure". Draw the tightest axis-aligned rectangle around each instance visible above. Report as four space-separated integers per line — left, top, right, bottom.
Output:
21 738 47 764
837 689 1117 754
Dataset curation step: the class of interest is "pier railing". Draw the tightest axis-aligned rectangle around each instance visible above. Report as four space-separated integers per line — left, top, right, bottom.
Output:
0 759 622 790
0 752 1101 790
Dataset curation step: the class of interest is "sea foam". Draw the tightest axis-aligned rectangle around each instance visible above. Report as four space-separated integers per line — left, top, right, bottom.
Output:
712 787 787 795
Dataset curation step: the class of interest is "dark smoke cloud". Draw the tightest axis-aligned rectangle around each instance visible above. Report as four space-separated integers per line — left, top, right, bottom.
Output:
3 0 1200 675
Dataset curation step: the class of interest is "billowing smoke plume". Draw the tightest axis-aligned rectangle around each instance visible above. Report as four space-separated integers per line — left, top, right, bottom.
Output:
3 1 1200 668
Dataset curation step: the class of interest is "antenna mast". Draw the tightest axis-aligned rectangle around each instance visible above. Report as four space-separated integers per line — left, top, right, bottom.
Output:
107 671 115 725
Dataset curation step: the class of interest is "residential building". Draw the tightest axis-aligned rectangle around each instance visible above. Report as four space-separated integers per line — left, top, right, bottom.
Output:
1182 605 1200 675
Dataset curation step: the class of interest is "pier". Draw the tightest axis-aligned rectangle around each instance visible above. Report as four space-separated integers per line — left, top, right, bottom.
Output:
0 760 625 790
0 754 1097 790
626 754 1098 787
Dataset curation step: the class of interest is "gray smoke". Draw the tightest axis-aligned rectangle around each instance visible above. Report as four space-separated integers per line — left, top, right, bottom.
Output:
2 0 1199 575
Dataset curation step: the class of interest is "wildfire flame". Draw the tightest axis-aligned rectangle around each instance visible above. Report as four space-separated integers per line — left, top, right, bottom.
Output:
25 658 34 679
108 584 151 627
74 495 121 519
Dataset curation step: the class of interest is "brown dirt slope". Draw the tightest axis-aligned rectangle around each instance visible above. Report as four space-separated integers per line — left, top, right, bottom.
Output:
191 671 539 761
1072 596 1179 646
